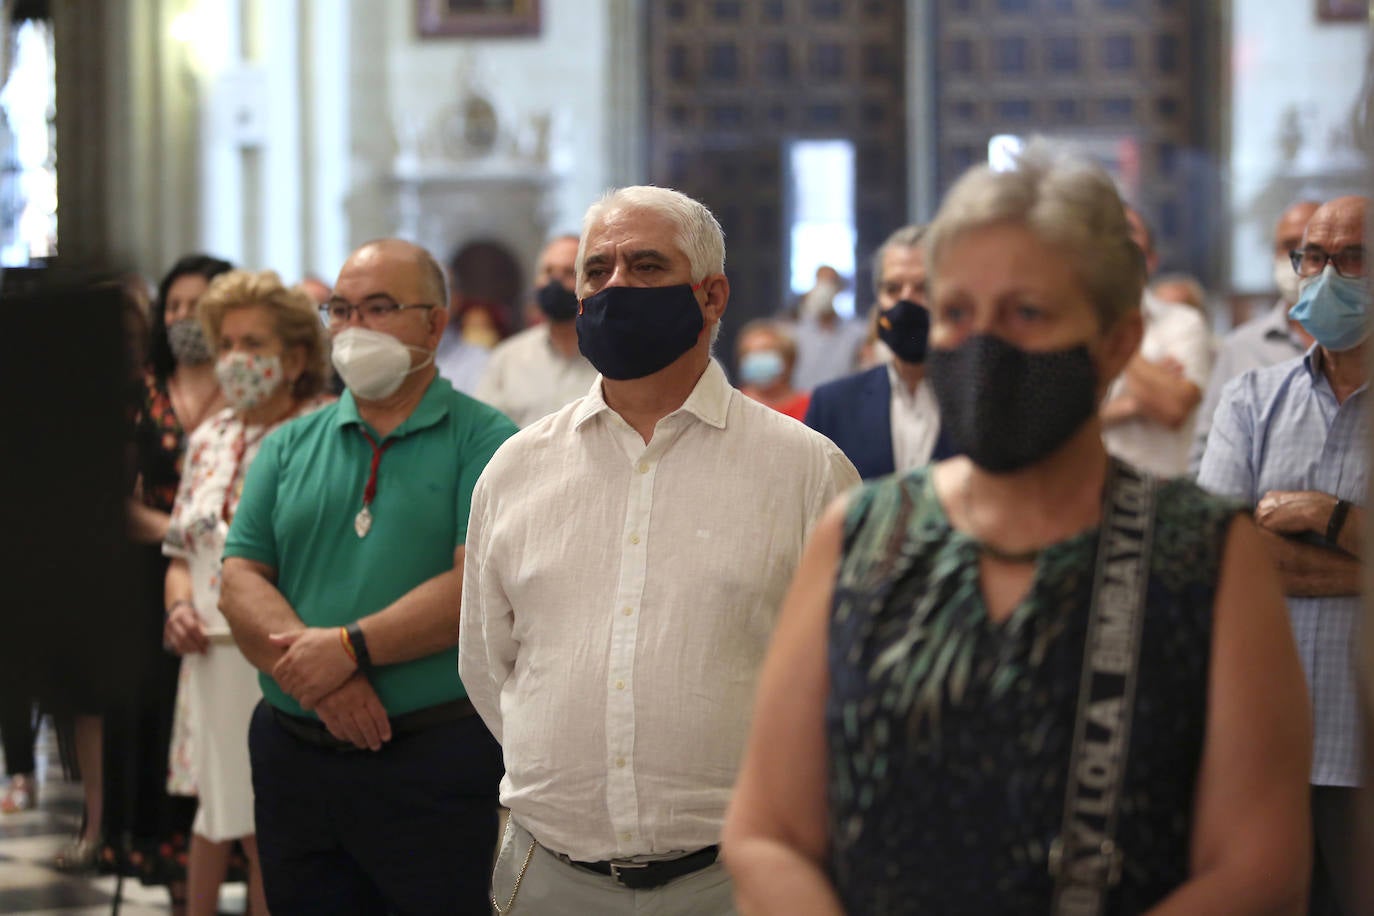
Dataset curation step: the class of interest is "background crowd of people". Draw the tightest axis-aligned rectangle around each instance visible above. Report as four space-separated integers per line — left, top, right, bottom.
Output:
0 138 1367 915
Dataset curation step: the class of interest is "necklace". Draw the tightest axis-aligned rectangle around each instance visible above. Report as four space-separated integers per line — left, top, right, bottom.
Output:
221 400 302 524
974 541 1042 564
353 428 394 538
960 476 1042 565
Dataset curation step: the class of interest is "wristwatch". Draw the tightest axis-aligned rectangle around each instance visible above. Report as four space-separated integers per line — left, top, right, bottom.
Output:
345 622 374 674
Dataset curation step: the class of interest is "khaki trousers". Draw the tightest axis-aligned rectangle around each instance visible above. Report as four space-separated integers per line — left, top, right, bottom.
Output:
491 817 737 916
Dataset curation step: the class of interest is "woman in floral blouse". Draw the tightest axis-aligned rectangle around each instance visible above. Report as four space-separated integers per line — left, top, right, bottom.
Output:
160 270 332 916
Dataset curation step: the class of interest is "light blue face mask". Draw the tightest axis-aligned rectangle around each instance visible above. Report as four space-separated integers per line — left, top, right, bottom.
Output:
1289 265 1369 352
739 349 785 386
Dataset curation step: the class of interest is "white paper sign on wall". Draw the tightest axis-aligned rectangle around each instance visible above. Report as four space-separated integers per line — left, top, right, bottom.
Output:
215 65 269 148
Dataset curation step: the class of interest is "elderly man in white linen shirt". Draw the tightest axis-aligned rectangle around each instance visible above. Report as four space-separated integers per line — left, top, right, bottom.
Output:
459 185 860 915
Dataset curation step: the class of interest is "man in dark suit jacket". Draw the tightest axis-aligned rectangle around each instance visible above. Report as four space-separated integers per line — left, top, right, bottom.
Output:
805 225 953 479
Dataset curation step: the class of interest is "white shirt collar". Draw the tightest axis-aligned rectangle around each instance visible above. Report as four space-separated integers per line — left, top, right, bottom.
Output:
572 359 732 432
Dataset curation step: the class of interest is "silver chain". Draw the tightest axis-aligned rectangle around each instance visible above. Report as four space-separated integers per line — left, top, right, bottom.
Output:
491 835 538 916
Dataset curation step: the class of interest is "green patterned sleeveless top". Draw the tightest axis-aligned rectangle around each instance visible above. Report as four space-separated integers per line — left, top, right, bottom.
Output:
826 466 1240 914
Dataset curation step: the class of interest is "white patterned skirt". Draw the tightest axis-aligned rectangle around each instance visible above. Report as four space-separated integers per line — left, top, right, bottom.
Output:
181 636 261 842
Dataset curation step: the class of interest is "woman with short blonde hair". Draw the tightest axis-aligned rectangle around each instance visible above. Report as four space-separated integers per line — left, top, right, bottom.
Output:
162 268 332 916
197 270 330 401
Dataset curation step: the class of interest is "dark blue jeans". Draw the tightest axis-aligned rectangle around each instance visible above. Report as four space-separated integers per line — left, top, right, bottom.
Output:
249 701 502 915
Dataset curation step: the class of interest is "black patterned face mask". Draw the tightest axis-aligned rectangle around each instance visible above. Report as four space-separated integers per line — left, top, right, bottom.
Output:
927 334 1099 473
167 317 213 366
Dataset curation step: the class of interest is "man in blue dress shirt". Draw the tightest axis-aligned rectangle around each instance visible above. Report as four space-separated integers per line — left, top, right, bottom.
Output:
1198 195 1367 916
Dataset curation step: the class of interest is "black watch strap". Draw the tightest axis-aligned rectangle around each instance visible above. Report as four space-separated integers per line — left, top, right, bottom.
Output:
345 622 374 673
1327 499 1351 546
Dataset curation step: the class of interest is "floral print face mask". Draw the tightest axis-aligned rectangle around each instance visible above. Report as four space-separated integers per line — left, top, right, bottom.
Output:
215 351 285 412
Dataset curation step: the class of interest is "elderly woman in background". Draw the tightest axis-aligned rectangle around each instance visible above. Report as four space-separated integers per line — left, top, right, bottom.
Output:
161 271 332 916
736 319 811 420
722 143 1313 914
128 255 236 541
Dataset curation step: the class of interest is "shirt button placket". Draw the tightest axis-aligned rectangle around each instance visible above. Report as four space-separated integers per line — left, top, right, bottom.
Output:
609 448 654 851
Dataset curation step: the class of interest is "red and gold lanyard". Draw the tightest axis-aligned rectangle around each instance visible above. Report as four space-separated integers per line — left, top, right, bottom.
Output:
220 428 267 525
354 428 394 538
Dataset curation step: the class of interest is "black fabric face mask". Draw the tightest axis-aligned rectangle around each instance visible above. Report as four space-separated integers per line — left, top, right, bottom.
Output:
576 283 705 380
876 299 931 364
927 334 1099 473
536 279 579 322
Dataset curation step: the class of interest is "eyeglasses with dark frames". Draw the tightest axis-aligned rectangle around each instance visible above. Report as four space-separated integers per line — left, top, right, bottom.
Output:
1289 245 1366 279
319 298 438 326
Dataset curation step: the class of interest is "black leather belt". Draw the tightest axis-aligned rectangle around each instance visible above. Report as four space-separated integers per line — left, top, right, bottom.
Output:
564 846 719 890
269 697 475 753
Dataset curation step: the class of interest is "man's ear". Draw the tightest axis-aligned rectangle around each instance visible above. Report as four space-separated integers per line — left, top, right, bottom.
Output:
701 274 730 325
428 302 449 345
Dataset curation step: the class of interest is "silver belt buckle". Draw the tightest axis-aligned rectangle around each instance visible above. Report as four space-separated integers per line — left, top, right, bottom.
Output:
608 859 648 887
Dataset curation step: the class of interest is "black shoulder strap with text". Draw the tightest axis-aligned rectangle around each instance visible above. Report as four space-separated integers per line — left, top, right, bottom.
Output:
1049 460 1158 916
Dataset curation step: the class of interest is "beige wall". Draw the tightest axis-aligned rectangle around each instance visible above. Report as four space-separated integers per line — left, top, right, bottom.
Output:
346 0 617 250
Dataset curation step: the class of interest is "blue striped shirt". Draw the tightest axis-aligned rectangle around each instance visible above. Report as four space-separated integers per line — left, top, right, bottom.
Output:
1197 347 1367 786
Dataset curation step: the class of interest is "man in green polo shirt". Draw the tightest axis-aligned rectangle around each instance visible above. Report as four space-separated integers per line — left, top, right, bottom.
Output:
220 238 517 915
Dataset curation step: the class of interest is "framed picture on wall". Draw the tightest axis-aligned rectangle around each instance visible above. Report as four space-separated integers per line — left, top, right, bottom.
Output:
416 0 541 37
1317 0 1367 22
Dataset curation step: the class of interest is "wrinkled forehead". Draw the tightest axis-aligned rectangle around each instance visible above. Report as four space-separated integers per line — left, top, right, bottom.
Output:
582 207 685 260
1304 199 1367 250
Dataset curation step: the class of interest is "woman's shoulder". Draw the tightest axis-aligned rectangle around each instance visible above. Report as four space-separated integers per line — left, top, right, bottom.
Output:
841 465 944 551
1149 473 1246 588
849 465 932 514
1155 474 1246 530
186 406 239 446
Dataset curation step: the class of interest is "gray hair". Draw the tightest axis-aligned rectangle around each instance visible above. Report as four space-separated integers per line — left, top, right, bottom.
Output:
577 186 726 286
924 139 1144 329
870 224 929 296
